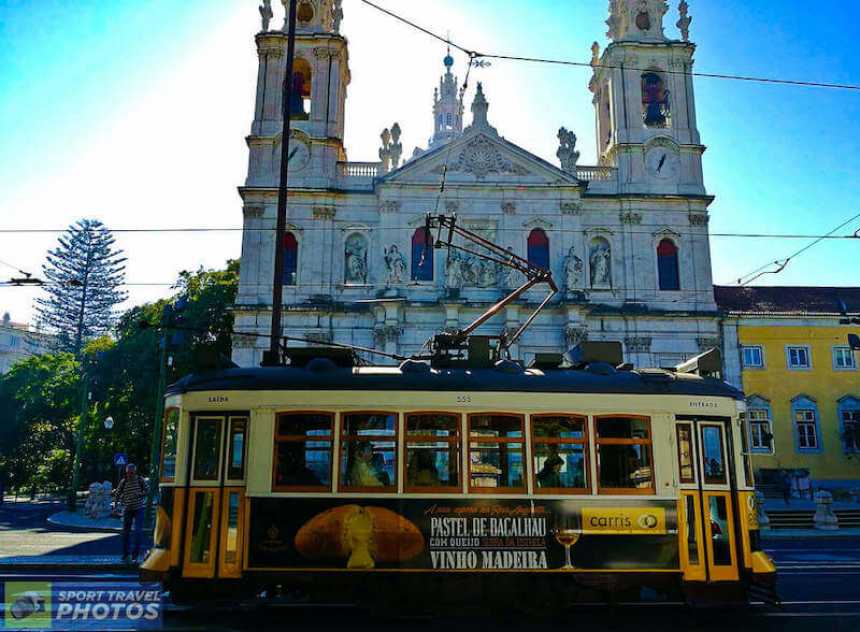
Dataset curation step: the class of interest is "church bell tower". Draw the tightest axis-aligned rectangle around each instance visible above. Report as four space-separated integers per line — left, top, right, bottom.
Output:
590 0 704 195
247 0 350 188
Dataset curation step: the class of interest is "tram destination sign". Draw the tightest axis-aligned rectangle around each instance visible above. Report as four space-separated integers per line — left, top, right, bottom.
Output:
248 498 678 572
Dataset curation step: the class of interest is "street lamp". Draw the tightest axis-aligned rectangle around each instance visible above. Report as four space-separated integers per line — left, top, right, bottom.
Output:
103 416 114 430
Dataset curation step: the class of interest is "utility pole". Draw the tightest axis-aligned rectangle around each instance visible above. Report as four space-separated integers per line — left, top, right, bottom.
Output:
68 362 89 511
264 0 299 367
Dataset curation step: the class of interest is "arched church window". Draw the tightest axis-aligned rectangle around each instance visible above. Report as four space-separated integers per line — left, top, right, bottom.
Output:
289 58 312 120
527 228 550 271
588 237 612 289
296 1 315 24
344 233 368 285
411 227 434 281
657 238 680 291
282 232 298 286
641 72 669 128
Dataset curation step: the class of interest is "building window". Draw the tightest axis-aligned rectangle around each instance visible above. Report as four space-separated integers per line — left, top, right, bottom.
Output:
273 412 333 490
791 397 820 452
656 238 680 291
468 414 525 492
839 397 860 453
786 346 811 369
527 228 550 271
531 415 589 493
748 407 773 453
641 72 670 127
411 227 434 281
405 413 460 492
834 347 857 370
594 416 654 493
339 412 398 491
282 232 298 286
742 346 764 368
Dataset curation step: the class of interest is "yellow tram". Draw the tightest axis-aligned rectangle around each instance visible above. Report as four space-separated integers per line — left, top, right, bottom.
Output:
141 343 776 608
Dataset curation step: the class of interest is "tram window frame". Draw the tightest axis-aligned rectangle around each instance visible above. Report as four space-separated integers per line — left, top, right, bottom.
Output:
700 424 728 485
676 422 696 485
338 411 399 493
467 413 527 494
594 415 655 495
226 417 248 481
160 407 180 483
192 417 223 482
404 412 462 493
272 411 334 492
530 414 589 494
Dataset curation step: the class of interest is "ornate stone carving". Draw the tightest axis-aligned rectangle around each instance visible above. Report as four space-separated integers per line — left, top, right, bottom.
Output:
259 0 273 31
497 247 519 289
556 127 580 172
378 123 402 173
373 324 402 347
344 233 368 284
589 237 612 289
379 201 399 214
619 211 642 225
445 251 464 290
433 136 530 179
445 248 498 289
560 202 582 216
501 201 516 215
314 47 333 60
563 326 587 349
625 336 652 353
677 0 692 42
243 206 264 219
688 213 709 226
383 244 406 287
258 44 283 59
696 336 720 352
332 0 344 33
312 206 336 220
563 247 584 292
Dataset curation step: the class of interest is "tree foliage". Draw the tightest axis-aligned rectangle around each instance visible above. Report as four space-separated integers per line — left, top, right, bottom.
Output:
0 260 239 493
35 219 128 356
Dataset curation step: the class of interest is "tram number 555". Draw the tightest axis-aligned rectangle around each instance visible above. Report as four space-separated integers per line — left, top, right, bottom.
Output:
456 394 472 403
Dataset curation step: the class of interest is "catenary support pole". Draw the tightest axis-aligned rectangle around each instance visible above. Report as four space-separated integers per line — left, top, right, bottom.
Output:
144 333 169 527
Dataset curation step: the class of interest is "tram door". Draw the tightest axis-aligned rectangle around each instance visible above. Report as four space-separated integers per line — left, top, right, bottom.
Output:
676 417 739 582
182 414 248 579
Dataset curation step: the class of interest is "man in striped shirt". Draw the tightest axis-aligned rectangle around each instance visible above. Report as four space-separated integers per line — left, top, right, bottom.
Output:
114 463 149 564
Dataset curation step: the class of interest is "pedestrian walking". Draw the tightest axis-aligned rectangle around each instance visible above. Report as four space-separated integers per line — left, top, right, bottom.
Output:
114 463 148 564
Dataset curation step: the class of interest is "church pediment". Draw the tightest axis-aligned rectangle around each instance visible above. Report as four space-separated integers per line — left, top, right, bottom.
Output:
379 131 581 187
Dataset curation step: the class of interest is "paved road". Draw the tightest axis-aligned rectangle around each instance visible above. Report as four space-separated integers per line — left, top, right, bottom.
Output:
2 501 860 630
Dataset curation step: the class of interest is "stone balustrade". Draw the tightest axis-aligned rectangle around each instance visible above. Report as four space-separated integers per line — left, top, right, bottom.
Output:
575 165 616 181
337 161 382 178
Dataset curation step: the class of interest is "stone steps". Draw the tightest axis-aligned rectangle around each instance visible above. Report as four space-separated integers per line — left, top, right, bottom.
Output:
765 510 814 530
835 510 860 528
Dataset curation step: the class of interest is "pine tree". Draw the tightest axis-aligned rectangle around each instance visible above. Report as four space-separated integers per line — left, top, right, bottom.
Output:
34 219 128 356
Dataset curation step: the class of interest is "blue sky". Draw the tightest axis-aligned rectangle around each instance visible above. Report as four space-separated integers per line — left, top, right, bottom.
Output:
1 0 858 322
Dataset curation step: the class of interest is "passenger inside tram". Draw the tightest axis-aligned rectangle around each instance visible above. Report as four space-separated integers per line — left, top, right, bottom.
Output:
276 443 323 486
536 453 564 488
349 442 386 487
407 450 441 487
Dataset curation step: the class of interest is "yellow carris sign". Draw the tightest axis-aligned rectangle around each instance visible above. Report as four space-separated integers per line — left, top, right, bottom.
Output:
581 507 667 534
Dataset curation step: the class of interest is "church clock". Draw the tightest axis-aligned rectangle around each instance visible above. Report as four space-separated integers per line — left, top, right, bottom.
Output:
287 139 310 172
645 146 680 181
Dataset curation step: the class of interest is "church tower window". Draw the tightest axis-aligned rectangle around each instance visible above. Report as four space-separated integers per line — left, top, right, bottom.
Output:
657 238 680 291
641 72 670 128
527 228 550 271
282 232 298 286
411 227 434 282
289 58 313 120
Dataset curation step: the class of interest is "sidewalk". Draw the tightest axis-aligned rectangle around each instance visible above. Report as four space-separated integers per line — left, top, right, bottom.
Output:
47 509 122 532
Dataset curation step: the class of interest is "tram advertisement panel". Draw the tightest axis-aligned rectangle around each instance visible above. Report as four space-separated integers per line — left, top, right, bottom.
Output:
248 498 678 571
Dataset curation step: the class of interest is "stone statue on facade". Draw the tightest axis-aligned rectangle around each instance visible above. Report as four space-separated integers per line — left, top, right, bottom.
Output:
378 123 403 174
497 247 518 289
563 246 584 292
556 127 580 173
332 0 344 33
345 234 368 284
383 244 406 286
259 0 273 32
676 0 691 41
589 239 612 288
445 251 463 289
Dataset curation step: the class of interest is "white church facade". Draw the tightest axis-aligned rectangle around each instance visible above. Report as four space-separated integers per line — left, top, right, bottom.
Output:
233 0 720 368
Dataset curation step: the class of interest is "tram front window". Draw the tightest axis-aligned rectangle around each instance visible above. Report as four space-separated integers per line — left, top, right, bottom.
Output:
405 414 460 491
468 414 525 492
595 416 654 493
532 415 588 492
340 413 397 491
273 413 333 490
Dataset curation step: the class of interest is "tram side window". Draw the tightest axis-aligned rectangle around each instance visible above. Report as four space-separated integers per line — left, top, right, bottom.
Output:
193 418 222 481
160 408 179 482
701 425 727 485
595 416 654 493
227 417 248 480
531 415 588 493
405 413 461 491
340 413 398 491
468 414 525 492
676 423 695 484
273 413 333 491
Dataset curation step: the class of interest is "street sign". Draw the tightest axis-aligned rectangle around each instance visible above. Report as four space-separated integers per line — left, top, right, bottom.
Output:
113 453 128 467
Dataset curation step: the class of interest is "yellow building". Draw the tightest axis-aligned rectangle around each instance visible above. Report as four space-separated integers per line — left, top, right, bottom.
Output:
717 286 860 496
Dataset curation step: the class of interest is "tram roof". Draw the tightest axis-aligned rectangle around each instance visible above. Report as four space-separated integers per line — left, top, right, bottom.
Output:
166 364 744 400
